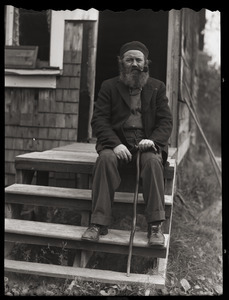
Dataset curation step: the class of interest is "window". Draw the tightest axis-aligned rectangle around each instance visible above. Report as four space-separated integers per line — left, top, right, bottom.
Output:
5 6 99 74
19 8 51 67
5 6 51 69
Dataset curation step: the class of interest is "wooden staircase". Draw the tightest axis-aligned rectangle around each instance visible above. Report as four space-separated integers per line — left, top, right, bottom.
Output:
4 143 177 288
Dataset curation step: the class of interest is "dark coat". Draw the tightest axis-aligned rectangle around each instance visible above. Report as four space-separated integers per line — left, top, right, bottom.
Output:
91 76 173 164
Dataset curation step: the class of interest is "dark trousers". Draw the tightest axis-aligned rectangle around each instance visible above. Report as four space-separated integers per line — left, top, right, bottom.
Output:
90 149 165 226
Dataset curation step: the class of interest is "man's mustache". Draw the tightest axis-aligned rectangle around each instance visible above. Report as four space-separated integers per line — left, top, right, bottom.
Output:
131 66 148 72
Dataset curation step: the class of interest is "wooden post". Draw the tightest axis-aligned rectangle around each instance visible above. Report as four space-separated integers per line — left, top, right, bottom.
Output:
5 169 35 257
166 9 181 148
15 169 35 184
77 21 98 142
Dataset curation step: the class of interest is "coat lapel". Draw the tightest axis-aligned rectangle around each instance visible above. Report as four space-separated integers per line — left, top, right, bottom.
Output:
141 83 155 112
116 80 131 108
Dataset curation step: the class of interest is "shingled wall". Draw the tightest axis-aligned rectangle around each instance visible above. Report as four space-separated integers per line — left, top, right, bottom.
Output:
5 22 83 186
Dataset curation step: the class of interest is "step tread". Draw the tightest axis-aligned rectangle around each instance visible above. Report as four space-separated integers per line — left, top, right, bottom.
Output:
5 218 169 249
15 147 176 166
5 259 165 287
5 183 173 205
15 149 175 178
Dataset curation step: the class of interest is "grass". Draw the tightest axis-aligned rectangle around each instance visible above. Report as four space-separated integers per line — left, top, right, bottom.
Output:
4 144 223 296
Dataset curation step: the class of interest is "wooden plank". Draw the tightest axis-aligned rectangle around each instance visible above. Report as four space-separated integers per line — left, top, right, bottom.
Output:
77 21 97 142
5 184 173 220
5 46 38 69
15 150 175 179
157 165 176 281
15 151 96 174
5 75 57 89
64 22 83 64
5 259 165 287
5 69 61 76
51 143 177 157
166 10 181 148
177 132 191 165
5 183 173 207
52 142 96 152
5 219 168 258
4 203 22 258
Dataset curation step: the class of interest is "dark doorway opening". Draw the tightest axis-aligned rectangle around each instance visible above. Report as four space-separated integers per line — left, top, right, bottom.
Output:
95 9 169 100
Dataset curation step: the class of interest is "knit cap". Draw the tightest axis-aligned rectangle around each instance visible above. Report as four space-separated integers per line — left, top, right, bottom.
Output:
120 41 149 58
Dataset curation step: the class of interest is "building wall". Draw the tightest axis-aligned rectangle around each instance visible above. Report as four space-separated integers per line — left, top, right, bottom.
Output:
177 8 203 163
5 22 82 186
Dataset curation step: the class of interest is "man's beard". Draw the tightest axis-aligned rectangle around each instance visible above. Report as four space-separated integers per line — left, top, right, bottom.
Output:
119 63 149 89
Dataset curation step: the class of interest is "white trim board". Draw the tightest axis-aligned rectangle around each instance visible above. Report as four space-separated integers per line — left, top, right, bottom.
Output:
5 75 57 88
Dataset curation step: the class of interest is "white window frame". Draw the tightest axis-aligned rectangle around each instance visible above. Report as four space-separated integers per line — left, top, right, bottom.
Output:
5 5 14 46
50 8 98 69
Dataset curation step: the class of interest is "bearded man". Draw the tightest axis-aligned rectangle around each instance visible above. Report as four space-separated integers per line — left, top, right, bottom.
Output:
81 41 173 246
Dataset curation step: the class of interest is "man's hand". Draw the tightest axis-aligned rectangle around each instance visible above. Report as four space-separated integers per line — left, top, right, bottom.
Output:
138 139 157 152
113 144 132 162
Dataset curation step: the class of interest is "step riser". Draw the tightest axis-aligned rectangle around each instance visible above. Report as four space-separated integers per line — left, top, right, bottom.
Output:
5 194 172 219
5 232 167 258
5 259 166 287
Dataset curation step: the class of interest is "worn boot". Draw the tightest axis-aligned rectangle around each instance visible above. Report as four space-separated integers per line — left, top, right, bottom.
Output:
81 223 108 241
148 223 165 246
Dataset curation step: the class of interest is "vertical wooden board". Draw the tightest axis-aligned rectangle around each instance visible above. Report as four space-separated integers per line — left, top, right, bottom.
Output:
64 22 83 64
5 89 12 113
178 8 200 163
10 89 20 114
77 21 97 142
177 133 191 164
20 92 29 114
5 174 16 187
86 21 98 140
166 10 181 147
178 101 189 121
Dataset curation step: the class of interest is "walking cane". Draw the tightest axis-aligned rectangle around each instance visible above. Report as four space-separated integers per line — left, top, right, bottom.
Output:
126 149 141 276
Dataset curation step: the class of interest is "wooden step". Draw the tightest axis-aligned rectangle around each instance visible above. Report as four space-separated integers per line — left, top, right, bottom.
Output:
15 150 175 179
4 258 166 287
5 184 173 218
5 218 168 258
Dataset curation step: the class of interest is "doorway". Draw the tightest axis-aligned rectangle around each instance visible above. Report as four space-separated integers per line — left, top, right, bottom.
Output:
95 9 169 99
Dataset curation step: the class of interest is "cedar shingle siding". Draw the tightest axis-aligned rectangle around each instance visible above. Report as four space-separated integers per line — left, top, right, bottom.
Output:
5 22 82 186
